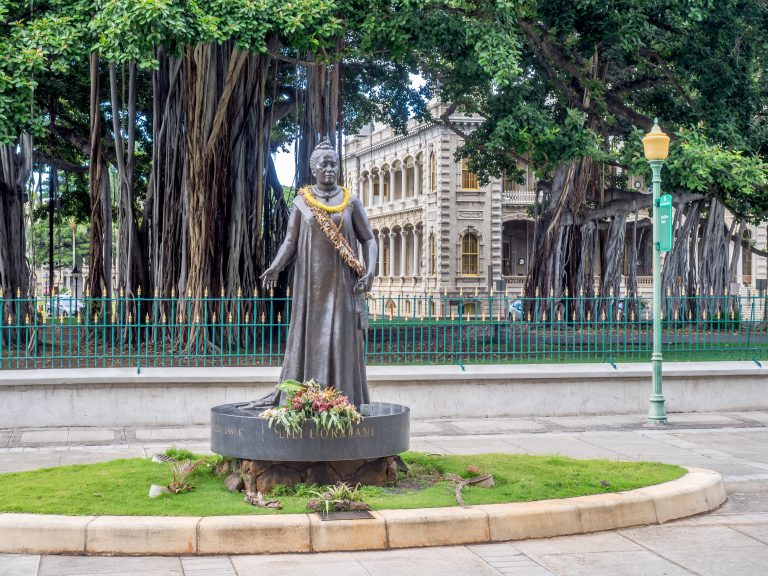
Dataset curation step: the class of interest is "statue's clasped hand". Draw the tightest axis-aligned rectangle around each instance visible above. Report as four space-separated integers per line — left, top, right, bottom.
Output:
354 272 374 294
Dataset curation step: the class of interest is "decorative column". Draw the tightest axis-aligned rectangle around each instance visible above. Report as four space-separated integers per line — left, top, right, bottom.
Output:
412 228 420 277
401 166 408 200
389 168 396 204
378 171 385 205
400 230 408 277
415 160 421 196
377 232 385 277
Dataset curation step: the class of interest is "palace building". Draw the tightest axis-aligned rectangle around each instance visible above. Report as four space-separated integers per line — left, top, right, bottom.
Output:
343 101 767 311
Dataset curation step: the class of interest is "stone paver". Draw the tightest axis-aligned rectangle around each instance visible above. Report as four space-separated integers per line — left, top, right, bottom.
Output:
37 556 182 575
67 429 115 443
0 555 39 576
2 411 768 575
18 430 68 445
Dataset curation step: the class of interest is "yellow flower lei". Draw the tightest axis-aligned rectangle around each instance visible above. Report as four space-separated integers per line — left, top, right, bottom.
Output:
300 185 351 213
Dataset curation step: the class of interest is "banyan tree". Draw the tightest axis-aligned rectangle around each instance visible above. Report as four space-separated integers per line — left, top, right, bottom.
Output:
0 0 766 331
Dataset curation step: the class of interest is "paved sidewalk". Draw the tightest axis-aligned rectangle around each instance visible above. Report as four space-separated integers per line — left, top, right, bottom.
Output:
3 411 768 575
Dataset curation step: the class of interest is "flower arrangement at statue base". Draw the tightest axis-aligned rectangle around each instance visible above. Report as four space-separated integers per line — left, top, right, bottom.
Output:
260 379 362 436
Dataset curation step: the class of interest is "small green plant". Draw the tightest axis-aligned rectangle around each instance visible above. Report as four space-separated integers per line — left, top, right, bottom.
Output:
260 379 363 436
165 447 198 461
167 460 204 494
269 483 313 498
307 482 369 514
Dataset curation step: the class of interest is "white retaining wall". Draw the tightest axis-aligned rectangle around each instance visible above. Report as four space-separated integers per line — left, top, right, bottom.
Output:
1 362 766 427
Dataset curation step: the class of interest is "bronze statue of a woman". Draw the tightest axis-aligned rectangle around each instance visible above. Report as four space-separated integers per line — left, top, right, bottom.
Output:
250 140 377 408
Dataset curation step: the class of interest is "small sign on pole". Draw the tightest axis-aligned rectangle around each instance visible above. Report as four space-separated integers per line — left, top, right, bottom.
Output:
658 194 673 252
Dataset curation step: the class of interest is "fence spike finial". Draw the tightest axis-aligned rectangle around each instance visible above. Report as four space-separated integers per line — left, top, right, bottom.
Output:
145 313 150 323
220 287 225 298
204 287 209 298
245 312 250 323
120 286 124 297
85 286 91 297
137 286 142 297
161 313 166 324
212 311 217 323
127 312 133 324
16 287 20 297
277 312 282 323
286 286 291 297
261 311 266 322
154 286 159 298
228 311 233 323
171 286 176 298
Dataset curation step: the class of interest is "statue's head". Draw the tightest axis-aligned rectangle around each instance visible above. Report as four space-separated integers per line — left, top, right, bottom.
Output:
310 139 338 187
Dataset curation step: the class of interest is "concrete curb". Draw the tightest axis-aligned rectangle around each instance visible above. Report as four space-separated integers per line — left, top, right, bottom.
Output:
0 467 725 556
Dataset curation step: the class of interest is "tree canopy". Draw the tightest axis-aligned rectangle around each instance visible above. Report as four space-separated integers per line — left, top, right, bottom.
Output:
0 0 766 303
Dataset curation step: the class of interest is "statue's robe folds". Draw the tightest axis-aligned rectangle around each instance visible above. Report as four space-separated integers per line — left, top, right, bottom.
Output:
279 195 370 407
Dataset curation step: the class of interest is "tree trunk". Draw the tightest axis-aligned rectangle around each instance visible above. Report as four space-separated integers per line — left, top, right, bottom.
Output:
87 52 110 299
0 134 33 331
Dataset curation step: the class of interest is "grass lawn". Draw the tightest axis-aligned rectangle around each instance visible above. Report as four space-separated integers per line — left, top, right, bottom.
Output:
0 452 686 517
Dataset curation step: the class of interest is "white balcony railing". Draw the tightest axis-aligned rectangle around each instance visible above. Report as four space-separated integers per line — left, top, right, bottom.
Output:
502 189 536 205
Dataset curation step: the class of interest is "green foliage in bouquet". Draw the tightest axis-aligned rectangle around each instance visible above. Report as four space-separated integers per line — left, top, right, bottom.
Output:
260 379 363 436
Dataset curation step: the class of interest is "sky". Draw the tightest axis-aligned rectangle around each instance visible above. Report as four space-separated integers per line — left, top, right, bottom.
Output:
273 143 296 188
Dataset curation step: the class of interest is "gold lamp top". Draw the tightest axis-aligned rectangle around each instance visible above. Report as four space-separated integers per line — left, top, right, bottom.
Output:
642 119 670 160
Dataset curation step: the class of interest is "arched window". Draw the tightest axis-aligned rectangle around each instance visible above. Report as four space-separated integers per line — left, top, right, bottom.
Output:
461 159 479 190
430 152 436 193
461 233 479 275
742 230 753 284
429 233 436 276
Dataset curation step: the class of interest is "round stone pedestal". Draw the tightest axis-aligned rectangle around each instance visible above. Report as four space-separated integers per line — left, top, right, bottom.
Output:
210 401 410 462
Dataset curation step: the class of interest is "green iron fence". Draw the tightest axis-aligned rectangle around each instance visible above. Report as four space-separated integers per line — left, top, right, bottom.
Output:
0 289 766 370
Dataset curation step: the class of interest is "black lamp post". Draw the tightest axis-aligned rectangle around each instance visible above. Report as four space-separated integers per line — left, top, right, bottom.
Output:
71 263 81 314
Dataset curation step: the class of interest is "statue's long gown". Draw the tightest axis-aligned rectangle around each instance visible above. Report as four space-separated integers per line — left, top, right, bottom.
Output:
279 195 370 407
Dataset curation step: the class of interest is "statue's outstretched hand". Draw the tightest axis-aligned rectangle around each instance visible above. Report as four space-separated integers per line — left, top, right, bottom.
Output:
260 267 279 291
